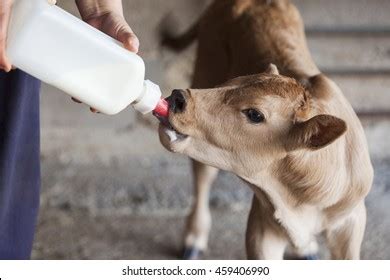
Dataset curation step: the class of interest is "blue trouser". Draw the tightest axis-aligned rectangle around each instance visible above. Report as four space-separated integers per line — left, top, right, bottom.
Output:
0 70 41 259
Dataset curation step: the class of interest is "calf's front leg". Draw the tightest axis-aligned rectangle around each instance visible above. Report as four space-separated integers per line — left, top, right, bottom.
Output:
246 196 288 260
183 160 219 259
326 202 366 260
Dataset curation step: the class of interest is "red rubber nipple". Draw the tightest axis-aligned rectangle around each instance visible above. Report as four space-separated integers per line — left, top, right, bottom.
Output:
153 98 169 118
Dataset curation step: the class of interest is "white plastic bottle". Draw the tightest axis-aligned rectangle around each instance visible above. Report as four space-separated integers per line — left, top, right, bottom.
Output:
6 0 167 116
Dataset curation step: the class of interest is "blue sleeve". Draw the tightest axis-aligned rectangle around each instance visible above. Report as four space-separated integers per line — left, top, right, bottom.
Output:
0 70 41 259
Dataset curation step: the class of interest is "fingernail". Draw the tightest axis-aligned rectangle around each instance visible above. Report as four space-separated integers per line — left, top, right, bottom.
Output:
128 37 140 53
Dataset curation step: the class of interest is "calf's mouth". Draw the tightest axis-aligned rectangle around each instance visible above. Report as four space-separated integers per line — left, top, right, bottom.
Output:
154 90 189 144
157 115 188 143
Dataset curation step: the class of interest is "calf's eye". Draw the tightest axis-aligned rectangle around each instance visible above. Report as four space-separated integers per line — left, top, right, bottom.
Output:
242 109 265 124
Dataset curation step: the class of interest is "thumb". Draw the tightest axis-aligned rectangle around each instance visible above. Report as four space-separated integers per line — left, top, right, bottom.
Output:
85 13 140 53
116 23 139 53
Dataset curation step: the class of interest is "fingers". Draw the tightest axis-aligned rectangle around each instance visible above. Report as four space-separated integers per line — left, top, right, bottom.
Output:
0 0 13 72
71 98 99 113
71 97 82 103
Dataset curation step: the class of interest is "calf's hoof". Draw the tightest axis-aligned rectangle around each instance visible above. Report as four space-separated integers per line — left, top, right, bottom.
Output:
284 254 320 260
182 247 203 260
302 254 319 260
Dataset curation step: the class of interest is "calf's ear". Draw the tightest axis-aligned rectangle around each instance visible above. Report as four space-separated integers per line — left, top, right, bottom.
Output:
287 114 347 151
265 63 280 75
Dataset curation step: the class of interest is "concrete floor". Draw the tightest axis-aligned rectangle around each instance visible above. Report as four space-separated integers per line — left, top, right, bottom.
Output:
32 159 390 260
32 0 390 259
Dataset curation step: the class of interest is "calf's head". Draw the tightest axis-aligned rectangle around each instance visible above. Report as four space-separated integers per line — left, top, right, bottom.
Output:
159 65 347 177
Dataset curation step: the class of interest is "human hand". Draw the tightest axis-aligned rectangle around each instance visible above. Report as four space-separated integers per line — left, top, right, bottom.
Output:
74 0 139 112
0 0 13 72
76 0 139 53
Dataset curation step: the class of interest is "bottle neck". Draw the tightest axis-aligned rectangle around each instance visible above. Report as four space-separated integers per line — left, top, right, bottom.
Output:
132 80 162 114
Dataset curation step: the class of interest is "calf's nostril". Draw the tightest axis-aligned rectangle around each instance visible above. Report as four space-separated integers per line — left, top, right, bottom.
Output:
175 96 185 112
171 89 187 113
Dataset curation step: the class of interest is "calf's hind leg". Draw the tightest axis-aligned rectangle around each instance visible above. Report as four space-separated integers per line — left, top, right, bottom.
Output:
183 160 219 260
